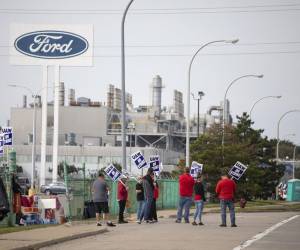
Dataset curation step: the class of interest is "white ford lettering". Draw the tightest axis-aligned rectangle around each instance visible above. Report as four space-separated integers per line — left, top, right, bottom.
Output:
29 35 73 54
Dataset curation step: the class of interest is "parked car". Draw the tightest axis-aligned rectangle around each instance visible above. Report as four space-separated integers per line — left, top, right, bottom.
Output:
40 182 71 195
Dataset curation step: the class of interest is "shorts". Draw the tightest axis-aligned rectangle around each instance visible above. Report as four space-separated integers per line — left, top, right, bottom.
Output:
94 202 109 214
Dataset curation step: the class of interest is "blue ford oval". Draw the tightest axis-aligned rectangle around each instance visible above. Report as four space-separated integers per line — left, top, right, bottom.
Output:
14 30 89 59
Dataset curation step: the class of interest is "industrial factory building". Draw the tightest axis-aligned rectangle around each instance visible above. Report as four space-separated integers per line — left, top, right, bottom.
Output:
9 75 232 180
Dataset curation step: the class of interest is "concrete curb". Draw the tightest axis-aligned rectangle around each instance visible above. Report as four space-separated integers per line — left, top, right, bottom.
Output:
10 228 108 250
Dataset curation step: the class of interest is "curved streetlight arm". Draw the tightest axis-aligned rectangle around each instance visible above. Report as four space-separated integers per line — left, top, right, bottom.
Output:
8 84 58 98
222 74 263 146
276 109 300 161
188 40 228 78
224 74 263 102
249 95 281 118
8 84 34 96
277 110 300 141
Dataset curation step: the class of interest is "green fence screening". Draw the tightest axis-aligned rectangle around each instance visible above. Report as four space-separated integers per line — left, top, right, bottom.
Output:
68 178 179 218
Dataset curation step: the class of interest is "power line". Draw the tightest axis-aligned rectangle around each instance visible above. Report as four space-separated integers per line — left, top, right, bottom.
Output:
2 50 300 57
2 41 300 48
0 3 300 12
1 7 300 14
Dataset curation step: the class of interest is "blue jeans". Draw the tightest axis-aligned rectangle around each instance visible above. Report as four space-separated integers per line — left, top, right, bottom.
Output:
136 200 145 221
193 200 204 223
176 196 192 222
144 198 153 221
220 199 235 225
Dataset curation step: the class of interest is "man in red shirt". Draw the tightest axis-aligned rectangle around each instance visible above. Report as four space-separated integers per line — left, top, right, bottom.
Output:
175 167 195 223
117 178 129 224
215 170 237 227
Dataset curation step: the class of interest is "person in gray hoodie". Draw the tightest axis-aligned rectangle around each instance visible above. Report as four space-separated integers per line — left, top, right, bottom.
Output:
142 168 154 223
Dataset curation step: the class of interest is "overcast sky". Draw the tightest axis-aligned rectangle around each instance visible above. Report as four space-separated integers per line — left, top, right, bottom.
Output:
1 0 300 145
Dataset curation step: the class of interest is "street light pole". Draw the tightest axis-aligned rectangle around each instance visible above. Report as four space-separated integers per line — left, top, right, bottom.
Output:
31 95 37 188
121 0 134 171
128 123 135 173
222 74 263 148
276 110 300 162
185 39 239 167
191 91 205 137
293 145 297 179
249 95 281 119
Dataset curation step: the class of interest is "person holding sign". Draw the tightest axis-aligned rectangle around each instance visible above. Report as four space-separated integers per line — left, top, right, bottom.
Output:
117 178 129 224
92 173 116 227
142 168 155 223
192 174 206 226
175 167 195 223
215 170 237 227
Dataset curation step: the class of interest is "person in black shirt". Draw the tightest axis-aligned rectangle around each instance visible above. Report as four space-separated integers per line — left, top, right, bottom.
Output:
136 176 145 224
192 174 206 226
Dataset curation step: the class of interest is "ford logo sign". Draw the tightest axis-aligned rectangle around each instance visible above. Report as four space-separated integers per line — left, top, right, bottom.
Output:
14 31 89 59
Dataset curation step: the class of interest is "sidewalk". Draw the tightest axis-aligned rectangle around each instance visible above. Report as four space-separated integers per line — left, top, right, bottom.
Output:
0 223 107 250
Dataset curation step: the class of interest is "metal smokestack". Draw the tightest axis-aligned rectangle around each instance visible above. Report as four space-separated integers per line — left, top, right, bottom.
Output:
68 88 75 106
151 75 163 117
23 95 27 108
59 82 65 106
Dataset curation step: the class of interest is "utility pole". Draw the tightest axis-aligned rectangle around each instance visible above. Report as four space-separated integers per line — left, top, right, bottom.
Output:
191 91 205 137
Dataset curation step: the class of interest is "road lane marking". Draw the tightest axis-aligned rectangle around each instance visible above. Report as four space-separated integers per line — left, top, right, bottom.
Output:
233 214 299 250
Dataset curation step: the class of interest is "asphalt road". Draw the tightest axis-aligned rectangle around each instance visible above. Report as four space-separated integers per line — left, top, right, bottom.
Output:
42 212 300 250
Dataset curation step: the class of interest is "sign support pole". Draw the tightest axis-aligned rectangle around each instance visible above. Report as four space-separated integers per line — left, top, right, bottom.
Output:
40 65 48 186
52 65 60 183
31 93 37 188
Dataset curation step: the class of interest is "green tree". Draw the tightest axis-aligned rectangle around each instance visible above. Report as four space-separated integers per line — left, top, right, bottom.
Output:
190 112 285 200
57 162 78 178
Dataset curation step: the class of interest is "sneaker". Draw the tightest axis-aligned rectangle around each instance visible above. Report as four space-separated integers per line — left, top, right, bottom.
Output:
191 221 197 226
185 220 190 224
107 222 116 227
198 222 204 226
137 221 142 224
231 224 237 227
96 222 102 226
175 219 181 223
219 224 227 227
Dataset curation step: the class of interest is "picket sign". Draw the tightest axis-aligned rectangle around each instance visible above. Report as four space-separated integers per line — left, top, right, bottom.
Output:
131 151 148 169
0 134 4 157
0 127 13 146
190 161 203 178
229 161 248 180
104 164 128 188
149 155 160 176
104 164 122 182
